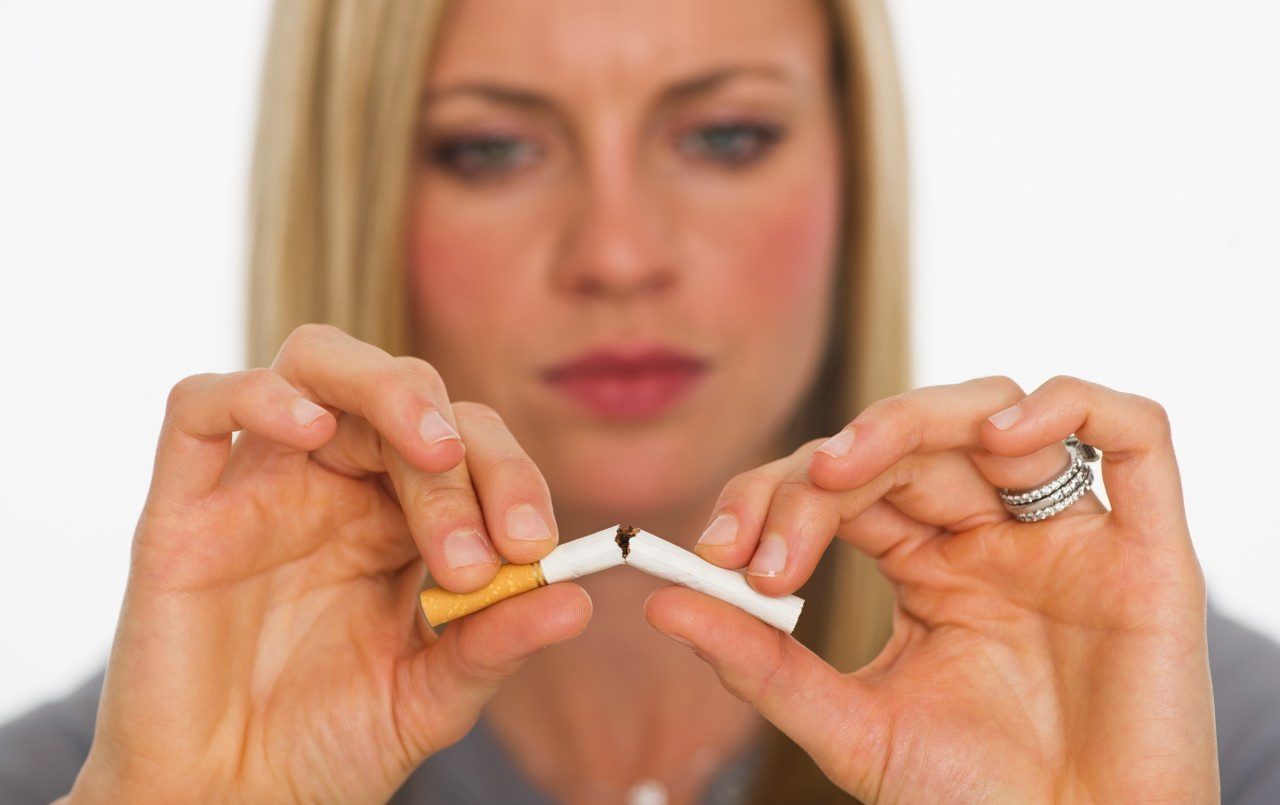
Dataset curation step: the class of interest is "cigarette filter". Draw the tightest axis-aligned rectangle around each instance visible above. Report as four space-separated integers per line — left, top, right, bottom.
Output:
419 525 804 632
419 525 623 627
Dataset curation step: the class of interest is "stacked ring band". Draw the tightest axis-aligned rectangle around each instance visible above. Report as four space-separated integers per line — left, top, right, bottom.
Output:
998 436 1101 523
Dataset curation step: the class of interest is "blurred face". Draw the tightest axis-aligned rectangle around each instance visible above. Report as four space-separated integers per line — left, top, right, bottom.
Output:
407 0 841 525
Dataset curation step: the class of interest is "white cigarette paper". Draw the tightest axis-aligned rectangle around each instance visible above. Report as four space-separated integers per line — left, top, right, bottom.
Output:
537 525 804 632
622 528 804 633
420 524 804 632
540 524 627 583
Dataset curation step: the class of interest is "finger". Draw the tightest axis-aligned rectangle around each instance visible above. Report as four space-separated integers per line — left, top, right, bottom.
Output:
452 402 559 565
151 369 337 503
981 375 1184 533
271 325 503 590
838 498 943 560
303 407 467 489
693 444 817 569
967 441 1107 520
388 441 500 593
645 585 885 797
807 375 1026 492
703 434 992 594
808 375 1104 525
396 583 592 758
270 324 465 475
306 411 389 478
747 449 993 596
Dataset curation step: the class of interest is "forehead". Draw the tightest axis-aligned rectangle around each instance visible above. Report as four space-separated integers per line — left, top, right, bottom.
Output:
428 0 831 94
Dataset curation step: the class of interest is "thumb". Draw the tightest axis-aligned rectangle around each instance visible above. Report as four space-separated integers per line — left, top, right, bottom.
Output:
395 582 592 759
644 585 888 796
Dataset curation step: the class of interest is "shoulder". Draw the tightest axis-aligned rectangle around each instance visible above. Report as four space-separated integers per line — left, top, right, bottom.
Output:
1208 605 1280 804
0 670 103 805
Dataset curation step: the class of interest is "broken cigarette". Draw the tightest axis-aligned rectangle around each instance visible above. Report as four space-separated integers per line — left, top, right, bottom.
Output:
419 525 804 633
418 525 623 626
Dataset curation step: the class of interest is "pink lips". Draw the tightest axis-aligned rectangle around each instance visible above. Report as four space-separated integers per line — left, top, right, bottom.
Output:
541 346 709 421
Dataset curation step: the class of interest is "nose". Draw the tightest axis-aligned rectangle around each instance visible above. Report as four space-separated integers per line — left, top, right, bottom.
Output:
552 160 678 303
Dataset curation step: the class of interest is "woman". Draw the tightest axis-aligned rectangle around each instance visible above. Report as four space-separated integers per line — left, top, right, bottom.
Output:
3 0 1278 802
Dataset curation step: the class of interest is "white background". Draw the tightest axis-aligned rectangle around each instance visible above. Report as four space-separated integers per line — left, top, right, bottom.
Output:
1 2 1277 723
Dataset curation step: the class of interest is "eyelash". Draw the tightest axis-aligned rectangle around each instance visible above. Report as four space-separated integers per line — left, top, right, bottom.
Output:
675 121 785 168
423 120 786 181
426 135 541 180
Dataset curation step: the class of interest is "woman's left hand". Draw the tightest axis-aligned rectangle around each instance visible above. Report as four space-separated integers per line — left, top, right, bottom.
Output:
646 375 1219 802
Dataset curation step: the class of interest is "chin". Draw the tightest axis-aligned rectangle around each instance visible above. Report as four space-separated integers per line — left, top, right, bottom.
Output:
541 435 721 526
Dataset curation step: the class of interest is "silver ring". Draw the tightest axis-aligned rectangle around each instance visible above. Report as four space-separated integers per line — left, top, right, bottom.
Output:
998 436 1101 523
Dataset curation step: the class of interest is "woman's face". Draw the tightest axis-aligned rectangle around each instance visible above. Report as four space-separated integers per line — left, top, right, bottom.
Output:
407 0 841 526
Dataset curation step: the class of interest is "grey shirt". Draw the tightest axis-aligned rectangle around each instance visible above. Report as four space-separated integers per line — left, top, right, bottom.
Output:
2 606 1277 803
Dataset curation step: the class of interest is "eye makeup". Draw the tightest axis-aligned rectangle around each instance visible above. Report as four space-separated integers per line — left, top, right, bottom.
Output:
673 119 786 168
420 129 546 181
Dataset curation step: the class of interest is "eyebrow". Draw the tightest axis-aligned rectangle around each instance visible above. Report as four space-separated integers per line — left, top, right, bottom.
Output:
421 64 793 112
661 65 791 102
422 83 548 110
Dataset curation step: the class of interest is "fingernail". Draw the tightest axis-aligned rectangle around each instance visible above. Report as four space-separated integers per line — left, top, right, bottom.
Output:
291 397 327 427
815 428 854 458
747 534 788 577
988 404 1023 431
443 528 495 569
505 504 552 541
420 410 461 444
696 513 738 548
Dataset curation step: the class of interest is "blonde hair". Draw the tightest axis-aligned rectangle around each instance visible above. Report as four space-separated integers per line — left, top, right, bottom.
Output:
248 1 909 800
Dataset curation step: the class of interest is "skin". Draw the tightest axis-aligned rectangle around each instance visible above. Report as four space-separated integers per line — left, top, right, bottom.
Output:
658 376 1219 801
64 0 1219 803
406 0 840 532
406 1 839 799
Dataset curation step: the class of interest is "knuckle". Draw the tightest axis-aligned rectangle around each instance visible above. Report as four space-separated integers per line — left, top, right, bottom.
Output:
742 629 791 705
416 480 477 515
772 477 821 512
288 322 339 350
982 374 1025 400
862 395 921 449
1131 394 1172 441
391 355 444 385
165 373 210 416
867 394 914 427
233 367 278 399
1044 374 1088 395
722 468 776 503
452 621 509 684
387 356 447 398
275 322 339 366
453 400 504 426
487 452 543 485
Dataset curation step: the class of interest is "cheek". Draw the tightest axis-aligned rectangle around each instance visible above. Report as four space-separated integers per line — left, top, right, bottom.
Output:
713 169 840 325
403 194 524 392
407 204 495 327
406 186 561 335
757 191 837 300
693 160 841 453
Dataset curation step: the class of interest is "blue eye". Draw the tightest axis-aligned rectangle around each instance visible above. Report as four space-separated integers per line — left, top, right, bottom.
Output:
678 122 783 167
429 135 539 179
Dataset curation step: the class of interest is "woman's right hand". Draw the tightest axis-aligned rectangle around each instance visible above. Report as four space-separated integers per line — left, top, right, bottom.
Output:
66 324 591 803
